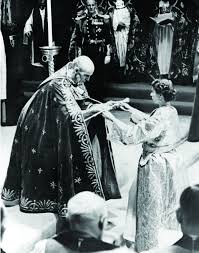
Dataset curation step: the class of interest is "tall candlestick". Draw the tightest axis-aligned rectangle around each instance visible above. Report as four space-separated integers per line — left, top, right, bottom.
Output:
47 0 53 47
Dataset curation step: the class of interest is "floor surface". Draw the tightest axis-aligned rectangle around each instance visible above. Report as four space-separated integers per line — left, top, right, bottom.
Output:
1 111 199 253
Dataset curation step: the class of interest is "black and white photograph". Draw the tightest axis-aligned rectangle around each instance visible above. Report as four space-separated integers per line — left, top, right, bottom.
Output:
0 0 199 252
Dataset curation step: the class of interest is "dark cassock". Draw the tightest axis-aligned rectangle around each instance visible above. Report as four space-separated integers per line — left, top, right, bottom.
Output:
68 11 112 101
46 230 119 252
23 1 48 65
1 65 121 216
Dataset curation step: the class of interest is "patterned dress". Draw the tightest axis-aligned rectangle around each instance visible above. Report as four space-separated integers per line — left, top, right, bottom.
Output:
1 74 120 215
112 105 183 252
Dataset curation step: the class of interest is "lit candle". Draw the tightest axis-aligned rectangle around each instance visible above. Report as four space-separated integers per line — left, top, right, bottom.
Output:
47 0 53 47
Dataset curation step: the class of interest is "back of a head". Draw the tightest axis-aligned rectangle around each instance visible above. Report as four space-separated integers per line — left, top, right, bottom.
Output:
180 184 199 225
67 191 107 228
151 78 176 102
73 55 95 75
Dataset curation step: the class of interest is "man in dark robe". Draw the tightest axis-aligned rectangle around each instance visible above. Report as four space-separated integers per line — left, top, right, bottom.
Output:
1 56 121 216
23 0 48 65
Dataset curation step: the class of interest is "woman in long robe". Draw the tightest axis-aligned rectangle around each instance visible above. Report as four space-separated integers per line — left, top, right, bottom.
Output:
148 0 193 84
104 79 186 252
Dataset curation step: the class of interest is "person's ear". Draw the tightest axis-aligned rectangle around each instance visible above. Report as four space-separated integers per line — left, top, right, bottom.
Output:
98 220 103 230
68 62 74 70
98 216 106 230
176 208 183 224
75 67 79 73
72 62 80 73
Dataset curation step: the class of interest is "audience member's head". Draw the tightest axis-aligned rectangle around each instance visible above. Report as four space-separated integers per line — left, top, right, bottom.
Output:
151 79 176 102
67 191 108 239
177 184 199 239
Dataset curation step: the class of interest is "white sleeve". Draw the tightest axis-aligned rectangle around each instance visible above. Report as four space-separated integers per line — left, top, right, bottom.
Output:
125 113 164 145
111 110 164 145
24 10 33 34
29 240 47 253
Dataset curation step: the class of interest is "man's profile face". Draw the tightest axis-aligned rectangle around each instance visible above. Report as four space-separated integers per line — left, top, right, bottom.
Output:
86 0 97 15
75 69 93 86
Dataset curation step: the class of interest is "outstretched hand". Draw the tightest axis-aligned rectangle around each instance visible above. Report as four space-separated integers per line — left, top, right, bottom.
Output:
104 100 118 109
104 98 131 111
25 31 32 38
118 102 132 111
9 36 15 48
91 102 115 113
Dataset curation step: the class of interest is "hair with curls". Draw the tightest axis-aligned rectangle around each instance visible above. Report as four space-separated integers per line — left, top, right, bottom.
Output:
180 184 199 224
151 79 176 102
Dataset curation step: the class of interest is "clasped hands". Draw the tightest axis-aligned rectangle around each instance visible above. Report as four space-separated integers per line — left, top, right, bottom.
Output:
94 100 128 111
93 98 130 113
84 98 131 121
102 98 132 122
101 99 147 124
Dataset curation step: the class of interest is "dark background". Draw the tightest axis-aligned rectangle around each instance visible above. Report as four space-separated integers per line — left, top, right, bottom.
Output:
1 0 199 124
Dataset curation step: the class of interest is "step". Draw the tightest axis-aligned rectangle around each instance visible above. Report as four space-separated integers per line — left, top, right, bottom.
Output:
104 97 194 115
105 82 196 94
105 82 196 102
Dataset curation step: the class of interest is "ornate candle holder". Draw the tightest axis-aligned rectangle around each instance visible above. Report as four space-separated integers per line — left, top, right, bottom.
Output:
40 46 62 75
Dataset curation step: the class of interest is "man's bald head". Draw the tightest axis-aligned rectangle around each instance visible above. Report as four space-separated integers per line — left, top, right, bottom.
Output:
73 55 95 76
67 191 107 238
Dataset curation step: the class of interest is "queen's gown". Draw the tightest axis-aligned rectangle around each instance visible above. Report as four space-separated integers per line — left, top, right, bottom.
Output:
111 105 187 252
